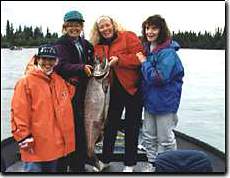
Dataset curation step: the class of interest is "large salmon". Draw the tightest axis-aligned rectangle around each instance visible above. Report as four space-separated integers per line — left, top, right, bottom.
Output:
84 56 110 158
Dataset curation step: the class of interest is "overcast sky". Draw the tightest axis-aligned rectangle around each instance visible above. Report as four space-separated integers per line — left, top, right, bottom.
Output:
1 1 226 39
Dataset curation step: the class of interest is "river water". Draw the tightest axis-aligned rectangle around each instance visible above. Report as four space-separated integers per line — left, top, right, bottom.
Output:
1 48 225 153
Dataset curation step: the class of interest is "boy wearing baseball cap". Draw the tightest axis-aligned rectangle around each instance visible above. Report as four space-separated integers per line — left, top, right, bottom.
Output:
11 44 76 172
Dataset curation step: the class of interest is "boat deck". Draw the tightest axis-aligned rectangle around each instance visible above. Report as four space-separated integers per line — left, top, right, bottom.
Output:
6 161 153 173
2 131 226 173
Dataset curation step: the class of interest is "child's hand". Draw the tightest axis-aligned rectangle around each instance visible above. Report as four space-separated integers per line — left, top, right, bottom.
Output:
84 65 93 77
19 137 34 154
136 52 146 63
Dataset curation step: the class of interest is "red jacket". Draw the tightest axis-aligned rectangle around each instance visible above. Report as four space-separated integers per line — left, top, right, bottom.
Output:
94 31 144 95
11 68 76 162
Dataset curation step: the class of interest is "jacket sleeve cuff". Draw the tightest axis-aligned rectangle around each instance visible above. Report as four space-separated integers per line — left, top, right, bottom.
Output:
17 134 33 144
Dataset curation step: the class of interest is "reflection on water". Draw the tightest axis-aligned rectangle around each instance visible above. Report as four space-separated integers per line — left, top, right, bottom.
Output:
1 48 225 152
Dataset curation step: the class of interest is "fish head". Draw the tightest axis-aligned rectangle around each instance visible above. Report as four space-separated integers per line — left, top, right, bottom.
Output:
92 56 110 78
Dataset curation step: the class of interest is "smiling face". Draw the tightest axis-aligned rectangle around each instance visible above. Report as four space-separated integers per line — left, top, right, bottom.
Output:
37 57 57 74
64 21 83 38
97 18 114 39
145 24 160 43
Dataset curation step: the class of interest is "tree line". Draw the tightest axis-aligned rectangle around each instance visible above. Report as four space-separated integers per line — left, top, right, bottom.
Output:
1 20 58 48
1 20 226 49
172 27 225 49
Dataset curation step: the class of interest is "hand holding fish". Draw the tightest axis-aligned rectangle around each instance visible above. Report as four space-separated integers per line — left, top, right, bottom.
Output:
136 52 146 63
109 56 119 66
84 64 93 77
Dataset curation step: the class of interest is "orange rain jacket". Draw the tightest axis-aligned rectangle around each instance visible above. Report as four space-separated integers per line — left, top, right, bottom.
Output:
11 67 76 162
94 31 144 95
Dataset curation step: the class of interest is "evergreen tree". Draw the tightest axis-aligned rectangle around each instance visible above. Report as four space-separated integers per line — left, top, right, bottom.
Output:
46 27 51 38
6 20 10 40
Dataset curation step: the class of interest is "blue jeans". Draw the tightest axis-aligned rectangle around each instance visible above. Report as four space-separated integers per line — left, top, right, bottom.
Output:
23 160 58 172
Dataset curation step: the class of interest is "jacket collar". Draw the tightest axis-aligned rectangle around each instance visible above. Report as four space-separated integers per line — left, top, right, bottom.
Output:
153 38 171 53
57 35 83 46
98 32 118 45
28 68 55 82
144 38 172 54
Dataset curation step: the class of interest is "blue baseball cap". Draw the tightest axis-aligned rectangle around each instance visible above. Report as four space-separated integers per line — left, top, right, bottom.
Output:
37 44 57 59
64 10 85 22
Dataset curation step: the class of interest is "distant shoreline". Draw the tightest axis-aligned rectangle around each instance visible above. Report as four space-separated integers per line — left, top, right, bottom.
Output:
1 46 38 49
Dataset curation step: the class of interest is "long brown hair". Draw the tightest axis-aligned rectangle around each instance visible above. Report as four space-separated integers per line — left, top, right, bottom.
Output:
141 15 171 44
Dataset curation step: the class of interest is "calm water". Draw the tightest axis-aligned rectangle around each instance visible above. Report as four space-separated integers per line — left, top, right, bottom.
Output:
1 48 225 153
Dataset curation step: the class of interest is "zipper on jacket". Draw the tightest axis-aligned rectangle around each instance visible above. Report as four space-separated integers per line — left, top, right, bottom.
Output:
49 81 68 156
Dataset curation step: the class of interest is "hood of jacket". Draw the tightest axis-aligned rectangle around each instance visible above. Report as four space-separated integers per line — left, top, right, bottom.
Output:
27 67 54 83
169 40 180 51
144 39 180 54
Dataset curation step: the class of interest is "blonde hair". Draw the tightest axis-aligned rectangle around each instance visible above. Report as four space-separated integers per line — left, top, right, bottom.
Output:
89 15 126 45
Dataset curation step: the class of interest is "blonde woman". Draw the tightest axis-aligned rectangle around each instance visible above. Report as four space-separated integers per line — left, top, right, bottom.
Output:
90 16 144 172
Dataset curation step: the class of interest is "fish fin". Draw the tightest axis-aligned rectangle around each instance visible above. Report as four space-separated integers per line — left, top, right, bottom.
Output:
102 79 109 93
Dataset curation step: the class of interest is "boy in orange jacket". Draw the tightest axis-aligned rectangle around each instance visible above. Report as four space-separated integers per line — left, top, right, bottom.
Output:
11 44 76 172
